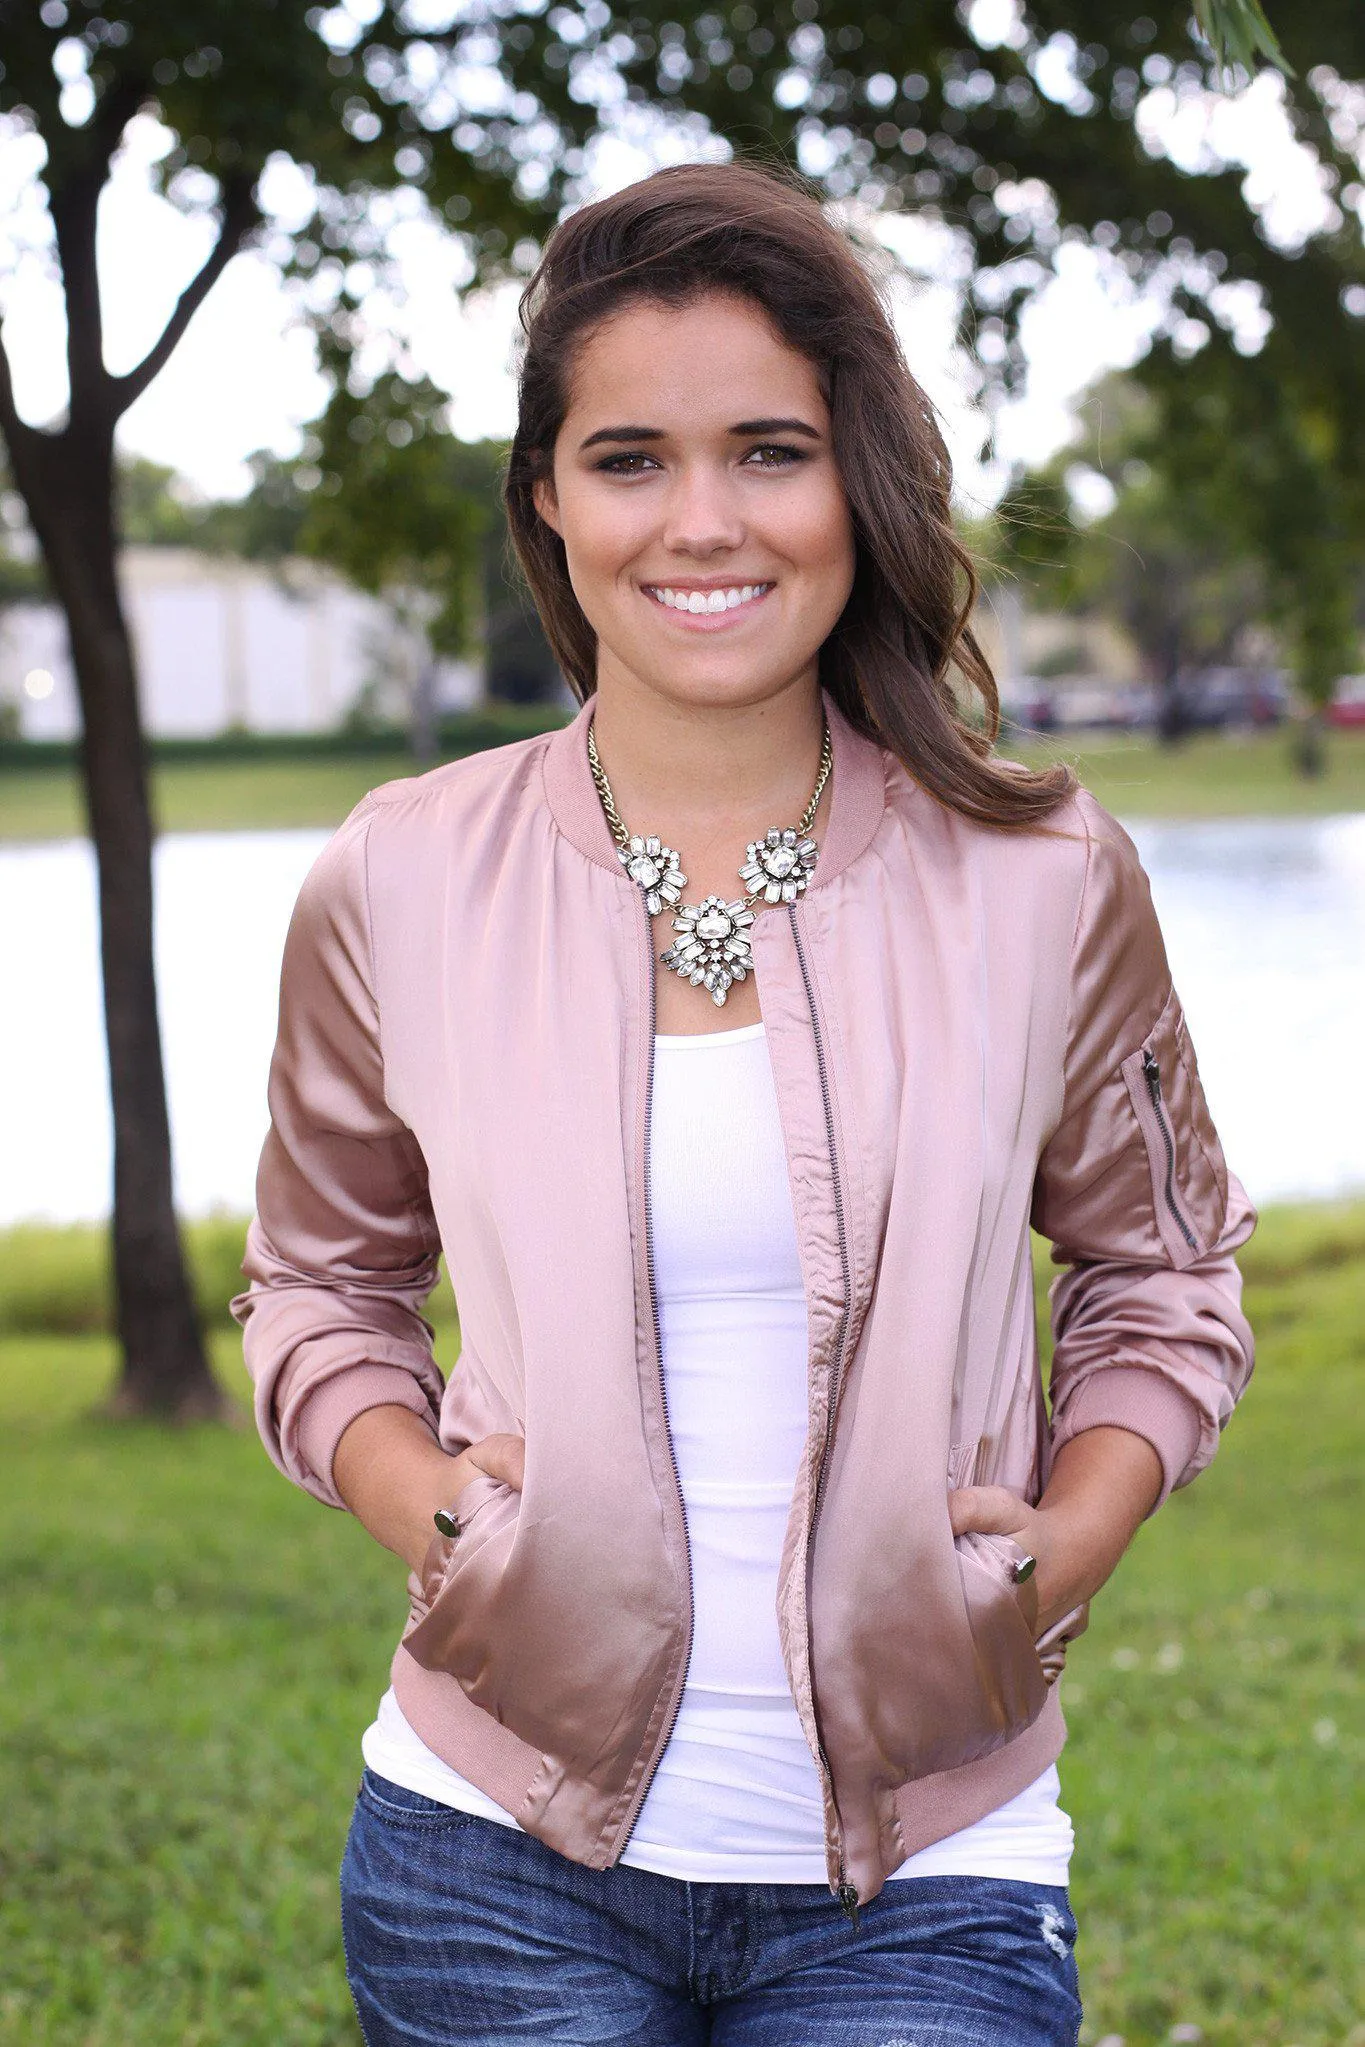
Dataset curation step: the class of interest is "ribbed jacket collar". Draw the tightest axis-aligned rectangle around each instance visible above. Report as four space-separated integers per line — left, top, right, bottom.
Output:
541 687 888 890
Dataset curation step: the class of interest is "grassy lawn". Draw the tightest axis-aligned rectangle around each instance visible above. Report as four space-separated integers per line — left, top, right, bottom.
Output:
1 727 1363 843
0 1203 1361 2044
1011 726 1365 820
0 755 418 844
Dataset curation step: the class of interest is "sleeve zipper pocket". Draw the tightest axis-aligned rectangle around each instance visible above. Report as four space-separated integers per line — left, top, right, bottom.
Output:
1141 1050 1198 1253
1125 1042 1203 1264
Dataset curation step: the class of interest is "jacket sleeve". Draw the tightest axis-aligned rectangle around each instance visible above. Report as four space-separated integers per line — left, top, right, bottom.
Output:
230 799 446 1510
1030 792 1256 1510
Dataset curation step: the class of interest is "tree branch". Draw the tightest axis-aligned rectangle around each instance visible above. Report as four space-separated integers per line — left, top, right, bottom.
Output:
110 175 260 419
46 75 150 431
52 170 112 429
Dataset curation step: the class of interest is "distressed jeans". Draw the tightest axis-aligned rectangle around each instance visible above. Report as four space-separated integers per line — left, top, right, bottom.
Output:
341 1770 1083 2046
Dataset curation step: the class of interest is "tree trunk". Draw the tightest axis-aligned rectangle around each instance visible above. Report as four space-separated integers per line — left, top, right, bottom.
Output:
1155 652 1190 747
19 429 223 1420
1292 709 1327 779
410 649 439 766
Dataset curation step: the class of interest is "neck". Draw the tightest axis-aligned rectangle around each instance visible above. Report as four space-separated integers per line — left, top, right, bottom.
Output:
588 664 827 842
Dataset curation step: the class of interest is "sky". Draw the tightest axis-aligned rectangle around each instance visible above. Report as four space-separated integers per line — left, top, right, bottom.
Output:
0 61 1347 517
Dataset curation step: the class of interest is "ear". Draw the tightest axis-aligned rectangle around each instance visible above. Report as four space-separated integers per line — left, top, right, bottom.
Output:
532 474 563 538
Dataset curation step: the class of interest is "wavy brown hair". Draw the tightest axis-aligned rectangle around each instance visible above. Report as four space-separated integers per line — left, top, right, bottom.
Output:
505 160 1073 829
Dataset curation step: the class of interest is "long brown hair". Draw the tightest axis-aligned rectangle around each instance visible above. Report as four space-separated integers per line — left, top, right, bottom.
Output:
505 160 1073 829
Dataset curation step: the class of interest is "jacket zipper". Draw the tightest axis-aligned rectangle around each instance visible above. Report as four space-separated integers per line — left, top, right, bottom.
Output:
790 908 861 1930
1141 1048 1198 1252
609 902 695 1858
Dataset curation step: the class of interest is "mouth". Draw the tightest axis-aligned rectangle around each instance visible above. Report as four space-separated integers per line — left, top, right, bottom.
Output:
641 581 775 620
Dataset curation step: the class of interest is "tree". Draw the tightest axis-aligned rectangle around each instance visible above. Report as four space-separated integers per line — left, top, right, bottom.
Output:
492 1 1359 384
1003 368 1363 759
0 2 1337 1414
118 428 559 738
1134 344 1363 766
301 391 563 729
0 8 556 1418
292 362 494 759
1066 475 1262 738
187 396 559 736
990 381 1265 737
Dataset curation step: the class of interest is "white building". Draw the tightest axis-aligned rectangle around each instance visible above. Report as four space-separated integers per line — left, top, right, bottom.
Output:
0 546 481 740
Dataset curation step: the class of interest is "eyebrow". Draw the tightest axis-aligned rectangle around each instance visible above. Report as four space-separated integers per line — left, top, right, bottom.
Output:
578 416 823 452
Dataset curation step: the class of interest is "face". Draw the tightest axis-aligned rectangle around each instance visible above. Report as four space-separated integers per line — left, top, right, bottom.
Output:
534 292 856 715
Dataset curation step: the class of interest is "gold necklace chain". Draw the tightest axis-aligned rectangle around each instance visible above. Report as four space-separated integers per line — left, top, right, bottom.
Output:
586 719 832 909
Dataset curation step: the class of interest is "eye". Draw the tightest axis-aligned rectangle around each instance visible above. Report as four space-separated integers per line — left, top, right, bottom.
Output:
594 450 662 476
742 443 810 469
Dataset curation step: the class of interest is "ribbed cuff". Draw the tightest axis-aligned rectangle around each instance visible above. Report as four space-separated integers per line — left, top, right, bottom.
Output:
295 1365 438 1503
1052 1367 1203 1512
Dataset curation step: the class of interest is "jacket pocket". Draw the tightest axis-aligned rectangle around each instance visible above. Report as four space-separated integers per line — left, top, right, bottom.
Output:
955 1528 1041 1636
1120 989 1228 1270
403 1472 522 1668
955 1530 1090 1691
952 1530 1050 1738
1033 1601 1090 1687
948 1443 1050 1742
948 1442 1090 1694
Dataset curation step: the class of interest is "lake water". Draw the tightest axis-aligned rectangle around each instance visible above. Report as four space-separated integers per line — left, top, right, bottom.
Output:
2 815 1363 1225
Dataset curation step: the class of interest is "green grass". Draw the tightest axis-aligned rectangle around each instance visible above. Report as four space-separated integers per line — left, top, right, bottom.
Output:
1 727 1362 842
0 1215 458 1339
1006 726 1365 820
1 1204 1362 2044
0 755 418 843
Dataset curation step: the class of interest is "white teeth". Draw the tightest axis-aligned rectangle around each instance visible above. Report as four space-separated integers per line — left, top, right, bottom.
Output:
648 583 769 612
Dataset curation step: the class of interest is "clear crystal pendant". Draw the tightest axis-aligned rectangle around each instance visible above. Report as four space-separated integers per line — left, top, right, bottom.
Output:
660 895 757 1008
739 826 819 905
587 716 830 1010
615 834 686 917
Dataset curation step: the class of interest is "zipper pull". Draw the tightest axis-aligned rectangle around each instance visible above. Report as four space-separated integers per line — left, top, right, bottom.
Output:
836 1881 861 1931
1141 1046 1162 1106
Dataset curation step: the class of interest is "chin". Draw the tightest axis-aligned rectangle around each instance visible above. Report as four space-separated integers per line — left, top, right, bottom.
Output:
651 666 806 713
610 636 820 711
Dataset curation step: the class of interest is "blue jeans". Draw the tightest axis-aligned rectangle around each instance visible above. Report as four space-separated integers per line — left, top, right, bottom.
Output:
341 1770 1082 2045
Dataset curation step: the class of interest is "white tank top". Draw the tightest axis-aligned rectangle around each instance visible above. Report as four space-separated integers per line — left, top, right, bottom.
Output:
362 1020 1073 1884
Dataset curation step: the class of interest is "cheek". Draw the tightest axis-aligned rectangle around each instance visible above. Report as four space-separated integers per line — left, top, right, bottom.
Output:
554 478 645 594
783 480 856 604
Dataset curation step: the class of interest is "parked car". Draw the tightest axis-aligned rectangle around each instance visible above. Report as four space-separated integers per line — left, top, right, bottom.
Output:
1169 667 1290 730
1327 676 1365 729
1002 679 1156 734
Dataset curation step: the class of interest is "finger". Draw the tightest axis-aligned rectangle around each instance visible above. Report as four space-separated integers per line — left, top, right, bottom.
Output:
501 1435 526 1491
948 1485 1030 1537
470 1432 526 1491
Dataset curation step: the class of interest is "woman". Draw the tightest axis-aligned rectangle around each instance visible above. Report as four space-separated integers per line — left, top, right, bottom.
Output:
234 163 1255 2045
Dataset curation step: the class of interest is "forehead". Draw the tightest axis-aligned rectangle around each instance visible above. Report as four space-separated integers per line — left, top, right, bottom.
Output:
563 292 827 430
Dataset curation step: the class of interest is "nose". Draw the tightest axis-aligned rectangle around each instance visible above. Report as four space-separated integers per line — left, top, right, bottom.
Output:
660 459 746 559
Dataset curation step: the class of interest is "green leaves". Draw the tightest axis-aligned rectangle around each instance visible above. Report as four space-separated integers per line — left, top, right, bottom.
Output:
1192 0 1293 81
294 364 501 658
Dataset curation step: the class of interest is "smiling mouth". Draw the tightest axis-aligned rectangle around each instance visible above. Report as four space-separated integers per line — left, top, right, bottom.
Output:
642 582 774 616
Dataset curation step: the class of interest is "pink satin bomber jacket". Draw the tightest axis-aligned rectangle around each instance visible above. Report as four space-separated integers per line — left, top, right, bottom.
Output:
232 689 1255 1911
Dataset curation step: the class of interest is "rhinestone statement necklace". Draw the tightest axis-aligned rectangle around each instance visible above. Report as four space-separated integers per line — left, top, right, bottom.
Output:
586 719 833 1008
